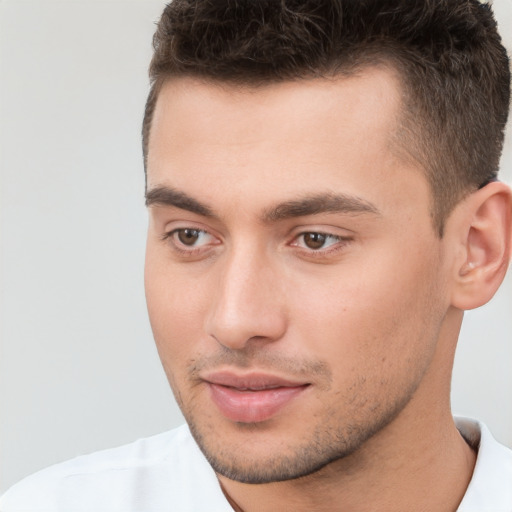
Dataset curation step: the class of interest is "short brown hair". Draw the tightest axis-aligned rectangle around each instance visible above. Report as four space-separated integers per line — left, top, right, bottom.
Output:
142 0 510 234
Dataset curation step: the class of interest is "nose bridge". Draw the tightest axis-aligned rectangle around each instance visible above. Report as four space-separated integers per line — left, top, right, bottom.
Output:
206 241 286 349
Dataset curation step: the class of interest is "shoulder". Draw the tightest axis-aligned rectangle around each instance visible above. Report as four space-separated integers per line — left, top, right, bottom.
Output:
456 417 512 511
0 424 227 511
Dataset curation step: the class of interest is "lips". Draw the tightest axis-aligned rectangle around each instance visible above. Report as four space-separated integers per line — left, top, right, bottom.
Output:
203 371 310 423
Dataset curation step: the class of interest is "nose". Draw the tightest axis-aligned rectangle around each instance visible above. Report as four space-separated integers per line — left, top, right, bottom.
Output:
205 247 287 350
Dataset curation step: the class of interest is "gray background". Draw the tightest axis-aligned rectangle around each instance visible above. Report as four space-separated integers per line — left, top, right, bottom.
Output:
1 0 511 493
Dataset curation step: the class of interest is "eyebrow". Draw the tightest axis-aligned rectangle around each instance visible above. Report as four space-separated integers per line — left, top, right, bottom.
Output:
145 186 380 221
145 186 215 218
262 192 380 222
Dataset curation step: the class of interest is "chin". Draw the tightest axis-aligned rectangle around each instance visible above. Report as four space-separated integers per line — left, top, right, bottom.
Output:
185 414 380 484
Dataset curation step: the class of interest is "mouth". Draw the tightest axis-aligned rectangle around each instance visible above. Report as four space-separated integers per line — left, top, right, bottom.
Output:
203 371 310 423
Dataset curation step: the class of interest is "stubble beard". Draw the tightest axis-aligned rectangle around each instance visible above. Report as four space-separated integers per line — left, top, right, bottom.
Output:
166 325 436 485
182 376 422 485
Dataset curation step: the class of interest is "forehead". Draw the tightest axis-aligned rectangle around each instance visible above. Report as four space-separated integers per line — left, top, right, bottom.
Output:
148 68 404 163
146 68 429 223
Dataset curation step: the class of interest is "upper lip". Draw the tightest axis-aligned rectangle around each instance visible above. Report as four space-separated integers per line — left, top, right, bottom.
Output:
202 371 310 390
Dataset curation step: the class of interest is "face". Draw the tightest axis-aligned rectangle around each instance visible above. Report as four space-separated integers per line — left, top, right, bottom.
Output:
144 69 452 484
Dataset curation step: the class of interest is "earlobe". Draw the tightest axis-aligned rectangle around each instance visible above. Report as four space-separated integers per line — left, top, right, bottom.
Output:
451 181 512 311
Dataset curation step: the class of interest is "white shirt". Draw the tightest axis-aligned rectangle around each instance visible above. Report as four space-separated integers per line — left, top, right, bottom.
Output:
456 418 512 511
1 418 511 511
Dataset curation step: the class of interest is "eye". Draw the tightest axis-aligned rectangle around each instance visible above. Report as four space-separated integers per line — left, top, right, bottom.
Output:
164 228 218 251
294 232 344 251
176 228 204 246
302 233 329 250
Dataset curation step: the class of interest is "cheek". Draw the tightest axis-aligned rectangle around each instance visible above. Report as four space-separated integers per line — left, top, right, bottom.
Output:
288 244 446 381
145 251 211 364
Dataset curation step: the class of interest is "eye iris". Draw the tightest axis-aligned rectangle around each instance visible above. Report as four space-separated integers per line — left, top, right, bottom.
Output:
304 233 326 249
177 229 200 246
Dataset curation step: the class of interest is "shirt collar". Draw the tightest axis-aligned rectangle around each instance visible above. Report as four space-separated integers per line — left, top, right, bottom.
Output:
455 417 512 511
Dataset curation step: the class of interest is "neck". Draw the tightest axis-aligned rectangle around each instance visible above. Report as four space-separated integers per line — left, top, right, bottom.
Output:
219 410 475 512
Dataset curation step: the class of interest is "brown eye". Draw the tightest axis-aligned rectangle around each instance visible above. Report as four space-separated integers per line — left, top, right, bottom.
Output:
177 229 200 246
303 233 327 249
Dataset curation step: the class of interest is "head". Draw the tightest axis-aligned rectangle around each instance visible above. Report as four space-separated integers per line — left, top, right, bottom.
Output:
143 0 511 485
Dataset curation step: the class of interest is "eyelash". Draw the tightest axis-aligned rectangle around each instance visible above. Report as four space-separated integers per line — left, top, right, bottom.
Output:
291 232 352 258
162 228 352 258
161 228 217 257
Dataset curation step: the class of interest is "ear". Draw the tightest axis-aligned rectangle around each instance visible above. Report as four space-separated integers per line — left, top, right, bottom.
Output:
450 181 512 310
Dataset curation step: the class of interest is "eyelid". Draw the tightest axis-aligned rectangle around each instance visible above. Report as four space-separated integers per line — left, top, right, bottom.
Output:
163 227 211 242
292 231 349 246
161 218 220 239
289 229 354 257
288 224 354 241
161 224 222 257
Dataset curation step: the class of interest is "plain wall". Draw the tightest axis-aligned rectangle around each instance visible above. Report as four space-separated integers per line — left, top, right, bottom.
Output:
1 0 511 493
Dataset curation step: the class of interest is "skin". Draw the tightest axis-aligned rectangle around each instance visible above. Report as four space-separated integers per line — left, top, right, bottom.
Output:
144 68 510 511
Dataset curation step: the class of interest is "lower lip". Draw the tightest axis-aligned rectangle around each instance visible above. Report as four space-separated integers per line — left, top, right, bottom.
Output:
208 383 308 423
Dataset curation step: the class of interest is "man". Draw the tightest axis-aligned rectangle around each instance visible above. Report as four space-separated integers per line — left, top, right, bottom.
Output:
2 0 511 510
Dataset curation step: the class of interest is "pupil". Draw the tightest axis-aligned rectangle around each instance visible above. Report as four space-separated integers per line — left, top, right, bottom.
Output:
178 229 199 245
304 233 326 249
